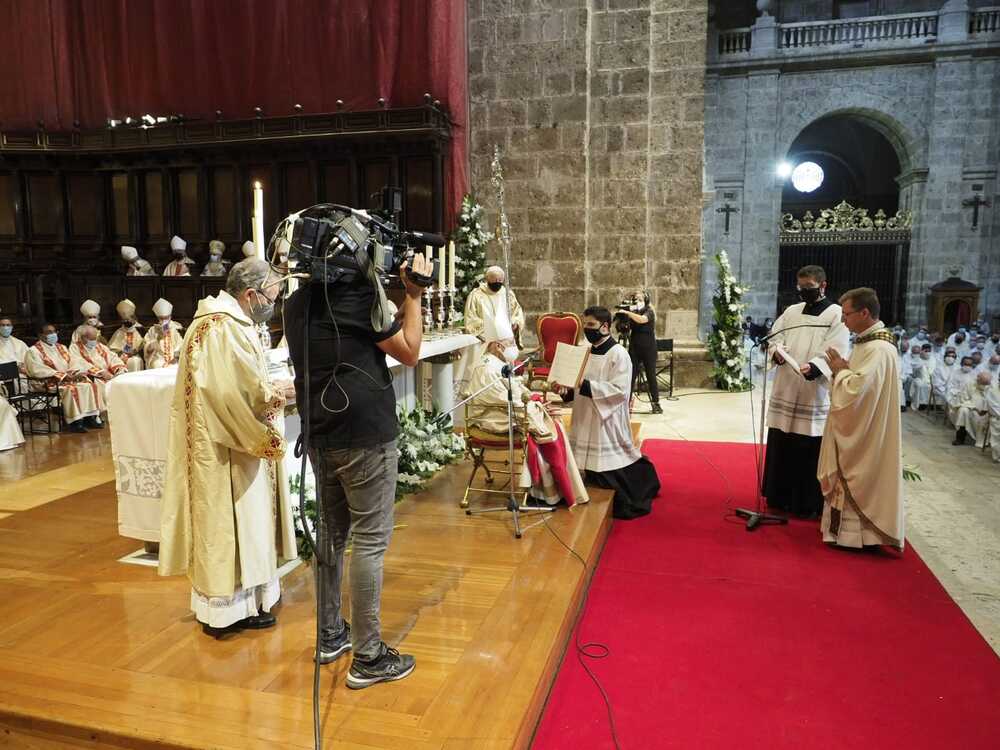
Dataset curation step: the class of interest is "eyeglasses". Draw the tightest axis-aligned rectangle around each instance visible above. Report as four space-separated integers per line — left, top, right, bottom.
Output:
842 308 864 317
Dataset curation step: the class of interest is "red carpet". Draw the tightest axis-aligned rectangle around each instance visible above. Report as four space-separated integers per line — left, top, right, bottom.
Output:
533 439 1000 750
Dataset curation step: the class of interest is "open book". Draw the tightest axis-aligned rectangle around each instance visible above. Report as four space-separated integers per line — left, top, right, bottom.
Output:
774 344 805 379
547 342 591 389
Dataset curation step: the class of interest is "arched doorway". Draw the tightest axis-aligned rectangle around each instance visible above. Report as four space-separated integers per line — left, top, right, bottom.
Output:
776 114 910 323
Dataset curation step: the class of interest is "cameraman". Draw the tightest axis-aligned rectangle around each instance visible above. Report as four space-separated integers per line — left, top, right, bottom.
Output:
618 288 661 414
284 252 431 690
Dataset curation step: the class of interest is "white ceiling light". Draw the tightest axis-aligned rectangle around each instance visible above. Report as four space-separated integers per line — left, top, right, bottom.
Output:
776 161 793 178
791 161 824 193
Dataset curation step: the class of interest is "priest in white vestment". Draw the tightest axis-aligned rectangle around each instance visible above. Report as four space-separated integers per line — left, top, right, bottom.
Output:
159 258 297 638
818 288 904 551
107 299 145 372
556 306 659 519
986 375 1000 463
71 299 108 344
952 371 992 447
122 245 155 276
24 323 102 433
0 391 23 451
201 239 230 277
762 265 850 518
70 325 126 424
945 356 977 426
143 298 184 369
931 348 958 407
907 345 936 410
0 317 29 370
163 235 195 277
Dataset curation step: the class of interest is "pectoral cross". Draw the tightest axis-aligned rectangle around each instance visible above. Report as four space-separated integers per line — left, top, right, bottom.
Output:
962 193 991 230
716 202 739 235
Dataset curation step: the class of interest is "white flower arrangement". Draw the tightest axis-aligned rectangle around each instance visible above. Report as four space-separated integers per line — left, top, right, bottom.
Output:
707 250 752 392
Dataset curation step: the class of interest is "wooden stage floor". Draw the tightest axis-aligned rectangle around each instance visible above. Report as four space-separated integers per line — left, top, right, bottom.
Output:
0 448 612 749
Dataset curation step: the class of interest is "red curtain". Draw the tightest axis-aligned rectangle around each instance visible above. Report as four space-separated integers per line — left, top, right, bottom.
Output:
0 0 468 225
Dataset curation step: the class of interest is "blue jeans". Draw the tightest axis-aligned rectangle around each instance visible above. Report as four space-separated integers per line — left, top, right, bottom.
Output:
309 439 398 660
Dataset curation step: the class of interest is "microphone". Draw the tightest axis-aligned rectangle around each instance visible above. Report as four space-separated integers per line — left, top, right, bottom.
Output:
758 323 832 343
403 230 446 248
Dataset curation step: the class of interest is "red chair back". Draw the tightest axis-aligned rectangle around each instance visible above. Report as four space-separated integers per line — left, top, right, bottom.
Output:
537 312 583 366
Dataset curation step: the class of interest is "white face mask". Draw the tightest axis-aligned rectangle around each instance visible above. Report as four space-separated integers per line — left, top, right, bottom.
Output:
160 320 171 331
961 365 973 373
210 254 221 262
502 345 519 364
85 339 98 350
86 317 98 326
944 356 956 365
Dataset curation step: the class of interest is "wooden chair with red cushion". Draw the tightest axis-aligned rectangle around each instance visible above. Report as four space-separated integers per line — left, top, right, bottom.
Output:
528 312 583 390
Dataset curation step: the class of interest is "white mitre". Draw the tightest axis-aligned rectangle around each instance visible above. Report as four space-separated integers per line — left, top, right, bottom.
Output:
121 245 139 262
170 235 187 252
242 240 257 258
116 299 136 320
80 299 100 318
209 239 225 254
152 298 173 318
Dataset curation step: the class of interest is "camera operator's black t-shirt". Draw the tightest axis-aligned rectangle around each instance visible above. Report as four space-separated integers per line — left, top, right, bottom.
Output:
284 282 402 449
630 306 655 340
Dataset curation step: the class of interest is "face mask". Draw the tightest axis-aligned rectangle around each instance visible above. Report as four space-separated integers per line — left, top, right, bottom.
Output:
944 356 956 365
86 317 99 326
248 290 275 324
124 320 134 328
960 327 967 334
502 345 519 364
161 320 171 332
210 254 221 262
917 333 926 340
487 281 504 293
990 363 999 370
85 339 97 350
0 325 11 337
961 365 972 373
797 287 821 304
44 333 57 345
584 327 606 345
921 354 930 360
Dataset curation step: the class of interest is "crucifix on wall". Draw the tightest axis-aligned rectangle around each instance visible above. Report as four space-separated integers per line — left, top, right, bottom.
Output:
716 202 739 235
962 193 991 230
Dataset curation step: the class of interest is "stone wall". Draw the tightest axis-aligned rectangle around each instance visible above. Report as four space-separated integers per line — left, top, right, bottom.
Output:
468 0 708 344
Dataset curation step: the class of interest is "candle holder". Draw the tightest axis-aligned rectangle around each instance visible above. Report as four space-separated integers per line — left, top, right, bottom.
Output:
435 287 447 331
422 287 435 334
256 322 272 351
447 285 458 329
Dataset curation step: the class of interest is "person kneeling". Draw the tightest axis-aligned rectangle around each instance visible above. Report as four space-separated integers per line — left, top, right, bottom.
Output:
555 306 660 519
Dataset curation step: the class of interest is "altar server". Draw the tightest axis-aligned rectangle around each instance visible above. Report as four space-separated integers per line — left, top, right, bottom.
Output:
24 323 102 432
159 258 296 638
163 235 195 277
819 288 904 551
107 299 145 372
762 265 850 518
556 306 659 519
202 239 229 277
143 298 184 368
122 245 155 276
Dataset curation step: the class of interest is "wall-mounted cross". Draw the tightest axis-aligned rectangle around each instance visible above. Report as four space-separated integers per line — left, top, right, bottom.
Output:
716 202 739 235
962 193 991 230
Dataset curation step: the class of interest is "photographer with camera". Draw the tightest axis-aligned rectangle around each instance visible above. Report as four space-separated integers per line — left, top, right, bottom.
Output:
617 288 661 414
284 244 432 690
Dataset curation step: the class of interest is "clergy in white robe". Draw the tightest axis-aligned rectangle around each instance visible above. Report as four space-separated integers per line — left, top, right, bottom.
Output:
464 268 526 345
71 299 108 345
932 348 958 407
762 266 851 517
107 299 145 372
122 245 155 276
557 306 660 519
907 347 936 410
818 288 904 552
163 235 195 277
986 377 1000 463
945 357 977 425
986 334 1000 357
952 372 992 447
900 343 921 408
0 317 29 370
0 391 23 451
159 259 296 638
70 326 127 422
201 239 230 277
143 298 184 369
24 324 102 432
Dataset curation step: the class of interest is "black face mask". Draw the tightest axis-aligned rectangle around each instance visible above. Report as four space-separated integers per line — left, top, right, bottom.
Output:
584 328 606 344
798 287 822 304
124 321 134 328
487 281 504 293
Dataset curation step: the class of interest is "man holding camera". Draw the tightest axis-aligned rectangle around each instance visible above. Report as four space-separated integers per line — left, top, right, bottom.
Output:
617 288 661 414
284 252 431 690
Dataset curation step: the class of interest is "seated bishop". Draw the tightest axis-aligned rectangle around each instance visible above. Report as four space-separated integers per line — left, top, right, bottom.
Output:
201 239 230 277
122 245 155 276
71 299 108 345
107 299 145 372
71 325 127 414
163 235 195 277
24 323 103 433
144 298 184 369
556 306 660 519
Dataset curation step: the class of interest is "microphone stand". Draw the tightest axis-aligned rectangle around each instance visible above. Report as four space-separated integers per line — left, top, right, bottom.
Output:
735 322 832 531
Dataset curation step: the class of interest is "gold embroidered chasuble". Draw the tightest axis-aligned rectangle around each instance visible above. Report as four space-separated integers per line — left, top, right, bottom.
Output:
107 326 145 371
158 290 297 598
142 321 184 369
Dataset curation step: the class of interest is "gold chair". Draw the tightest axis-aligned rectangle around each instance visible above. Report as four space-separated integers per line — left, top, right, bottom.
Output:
461 403 528 509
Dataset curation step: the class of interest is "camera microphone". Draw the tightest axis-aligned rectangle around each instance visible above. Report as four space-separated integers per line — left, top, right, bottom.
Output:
402 230 446 248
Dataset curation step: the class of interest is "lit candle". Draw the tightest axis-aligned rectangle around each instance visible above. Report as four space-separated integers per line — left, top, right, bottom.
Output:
449 240 456 289
252 182 265 260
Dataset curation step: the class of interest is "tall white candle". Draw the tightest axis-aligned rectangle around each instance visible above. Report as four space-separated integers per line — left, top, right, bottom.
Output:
437 244 445 285
252 182 265 260
449 241 456 289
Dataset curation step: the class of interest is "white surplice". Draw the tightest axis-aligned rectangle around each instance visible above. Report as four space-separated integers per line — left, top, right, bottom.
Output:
907 355 936 408
945 369 976 425
107 325 146 372
0 394 24 450
568 341 641 472
0 335 29 368
931 360 957 402
954 381 990 447
24 341 101 424
143 322 184 369
986 384 1000 463
766 302 851 437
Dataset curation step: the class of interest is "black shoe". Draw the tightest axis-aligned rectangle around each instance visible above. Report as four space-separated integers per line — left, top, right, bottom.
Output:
316 622 352 664
651 403 663 414
901 405 908 412
85 416 104 430
240 612 277 629
202 622 241 639
346 642 415 690
917 405 927 412
66 420 88 433
952 427 968 446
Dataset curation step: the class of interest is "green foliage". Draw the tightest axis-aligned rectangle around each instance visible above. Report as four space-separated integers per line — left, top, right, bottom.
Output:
902 465 922 482
451 194 493 318
395 407 466 499
288 472 318 562
706 251 752 392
